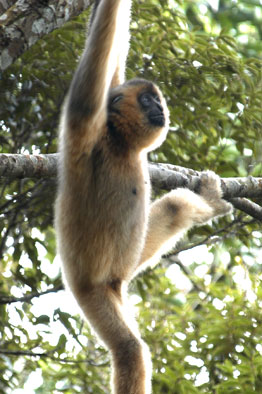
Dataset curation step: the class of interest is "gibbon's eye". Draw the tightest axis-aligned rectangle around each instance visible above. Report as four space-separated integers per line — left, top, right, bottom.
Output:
139 93 152 108
111 95 123 104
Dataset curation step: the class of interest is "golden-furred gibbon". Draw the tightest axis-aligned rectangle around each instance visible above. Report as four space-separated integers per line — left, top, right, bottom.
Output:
55 0 232 393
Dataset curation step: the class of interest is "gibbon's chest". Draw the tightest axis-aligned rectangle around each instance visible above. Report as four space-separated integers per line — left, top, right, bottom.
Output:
86 145 150 228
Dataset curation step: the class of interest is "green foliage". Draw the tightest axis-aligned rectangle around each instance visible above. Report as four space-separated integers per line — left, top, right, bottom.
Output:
0 0 262 393
130 0 262 175
140 266 262 393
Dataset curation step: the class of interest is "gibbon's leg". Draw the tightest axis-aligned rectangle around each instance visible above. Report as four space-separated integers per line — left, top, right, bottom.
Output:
136 171 232 272
76 282 151 394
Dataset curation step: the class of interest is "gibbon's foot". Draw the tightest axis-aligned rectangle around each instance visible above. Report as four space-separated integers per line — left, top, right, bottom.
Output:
199 171 233 217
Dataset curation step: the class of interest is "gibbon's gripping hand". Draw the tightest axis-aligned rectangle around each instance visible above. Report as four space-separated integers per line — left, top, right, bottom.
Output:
198 170 233 221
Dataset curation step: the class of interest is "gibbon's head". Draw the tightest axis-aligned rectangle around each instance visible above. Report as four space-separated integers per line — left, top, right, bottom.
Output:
107 78 170 153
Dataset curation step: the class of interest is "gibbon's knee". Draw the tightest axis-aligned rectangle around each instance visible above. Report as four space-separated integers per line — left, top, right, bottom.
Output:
158 188 214 227
137 188 211 270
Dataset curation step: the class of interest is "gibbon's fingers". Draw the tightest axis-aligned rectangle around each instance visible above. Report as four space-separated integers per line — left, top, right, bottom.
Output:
75 282 152 394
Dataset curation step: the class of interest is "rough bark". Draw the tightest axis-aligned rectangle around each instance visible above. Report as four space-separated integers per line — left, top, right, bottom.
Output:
0 0 13 14
0 0 92 71
0 153 57 178
149 163 262 199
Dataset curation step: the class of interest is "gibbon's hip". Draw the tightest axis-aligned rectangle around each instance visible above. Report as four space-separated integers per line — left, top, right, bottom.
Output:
55 192 148 286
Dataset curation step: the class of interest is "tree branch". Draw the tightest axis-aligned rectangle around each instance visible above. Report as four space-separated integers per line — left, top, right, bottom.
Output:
0 0 92 71
0 153 261 220
149 163 262 199
228 198 262 221
0 348 107 366
165 217 254 259
0 153 57 178
149 163 262 221
0 284 64 305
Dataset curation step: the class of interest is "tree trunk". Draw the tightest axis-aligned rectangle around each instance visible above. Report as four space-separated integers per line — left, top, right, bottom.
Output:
0 0 92 71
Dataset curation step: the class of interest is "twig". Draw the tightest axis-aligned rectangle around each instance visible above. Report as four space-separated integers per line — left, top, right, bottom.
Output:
0 348 108 366
0 285 64 305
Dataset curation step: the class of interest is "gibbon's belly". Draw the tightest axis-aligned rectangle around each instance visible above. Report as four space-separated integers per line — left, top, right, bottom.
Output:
56 170 148 287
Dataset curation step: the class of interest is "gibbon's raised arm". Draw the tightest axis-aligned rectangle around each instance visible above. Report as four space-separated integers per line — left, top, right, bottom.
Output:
67 0 131 133
89 0 129 88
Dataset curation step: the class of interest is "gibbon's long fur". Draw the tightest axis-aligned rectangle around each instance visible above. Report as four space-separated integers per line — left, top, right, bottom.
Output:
55 0 232 393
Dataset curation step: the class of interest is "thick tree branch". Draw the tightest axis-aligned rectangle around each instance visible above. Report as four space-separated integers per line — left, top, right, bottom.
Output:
0 0 92 71
0 153 261 220
149 163 262 199
0 153 57 178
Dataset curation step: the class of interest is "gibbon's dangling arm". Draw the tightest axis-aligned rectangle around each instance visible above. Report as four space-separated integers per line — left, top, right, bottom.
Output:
66 0 131 137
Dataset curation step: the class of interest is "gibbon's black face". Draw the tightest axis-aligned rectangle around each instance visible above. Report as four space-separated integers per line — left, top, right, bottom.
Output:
137 91 165 127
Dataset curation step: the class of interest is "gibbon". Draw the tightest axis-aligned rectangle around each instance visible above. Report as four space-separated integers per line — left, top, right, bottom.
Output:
55 0 232 393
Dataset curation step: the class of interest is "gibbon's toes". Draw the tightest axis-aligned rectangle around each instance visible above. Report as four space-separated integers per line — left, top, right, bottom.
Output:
200 171 233 216
199 170 222 198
